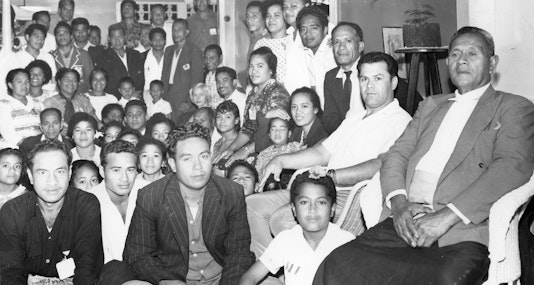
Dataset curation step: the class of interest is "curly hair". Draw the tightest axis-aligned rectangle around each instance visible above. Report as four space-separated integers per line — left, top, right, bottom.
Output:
100 140 137 168
27 140 72 171
290 171 336 205
166 122 210 157
226 160 258 183
26 60 53 85
67 112 98 138
146 113 175 137
136 137 167 163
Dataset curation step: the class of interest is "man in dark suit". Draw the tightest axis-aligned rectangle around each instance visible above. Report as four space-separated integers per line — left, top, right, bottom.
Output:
123 123 255 284
322 22 365 134
94 23 144 99
19 108 74 155
161 19 204 123
313 26 534 285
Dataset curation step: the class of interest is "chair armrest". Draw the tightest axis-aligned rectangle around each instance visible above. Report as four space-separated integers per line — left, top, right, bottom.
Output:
488 174 534 261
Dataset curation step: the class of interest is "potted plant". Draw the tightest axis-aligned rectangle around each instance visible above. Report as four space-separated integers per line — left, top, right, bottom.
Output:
403 2 441 47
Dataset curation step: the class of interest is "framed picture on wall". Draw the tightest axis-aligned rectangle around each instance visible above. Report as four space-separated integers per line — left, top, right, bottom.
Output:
382 26 407 79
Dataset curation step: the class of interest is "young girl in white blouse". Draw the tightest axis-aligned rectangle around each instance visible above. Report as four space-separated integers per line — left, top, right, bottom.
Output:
0 148 27 209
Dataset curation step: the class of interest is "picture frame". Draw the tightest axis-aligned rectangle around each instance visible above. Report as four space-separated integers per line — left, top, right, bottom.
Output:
382 26 407 78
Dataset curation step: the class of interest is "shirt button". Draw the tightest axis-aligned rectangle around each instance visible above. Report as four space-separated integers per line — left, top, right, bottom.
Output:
48 236 51 240
479 163 485 168
193 253 197 257
200 269 204 274
45 259 50 264
189 220 194 224
191 241 195 244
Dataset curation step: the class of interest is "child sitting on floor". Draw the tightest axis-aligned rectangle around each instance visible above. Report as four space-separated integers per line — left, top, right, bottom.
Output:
239 173 355 285
0 148 27 209
70 159 102 191
227 160 258 197
255 117 303 192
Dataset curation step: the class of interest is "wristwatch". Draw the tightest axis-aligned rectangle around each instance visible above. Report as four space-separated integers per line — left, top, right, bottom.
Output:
327 168 337 184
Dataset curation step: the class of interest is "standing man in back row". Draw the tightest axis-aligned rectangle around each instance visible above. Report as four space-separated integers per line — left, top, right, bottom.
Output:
161 19 204 123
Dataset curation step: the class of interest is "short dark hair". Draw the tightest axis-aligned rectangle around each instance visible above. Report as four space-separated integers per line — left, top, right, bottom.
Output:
89 25 101 35
118 128 142 142
70 159 102 186
120 0 139 12
250 46 277 79
100 140 137 168
149 79 164 89
215 66 237 81
119 76 135 88
357 51 398 78
58 0 75 9
246 1 264 13
67 112 99 137
27 140 72 171
291 86 323 118
5 69 30 96
146 113 175 135
108 23 125 36
204 44 222 57
136 137 167 163
40 107 62 123
173 18 188 30
332 21 364 41
89 68 108 84
216 100 240 131
54 21 72 36
71 17 89 29
149 27 166 41
55 67 80 83
290 171 336 204
102 103 125 122
26 59 53 85
102 120 124 135
226 160 258 183
268 117 291 130
0 148 25 185
32 10 50 22
449 26 495 56
296 6 328 31
263 0 283 19
25 23 47 37
125 100 147 114
151 4 166 12
166 122 210 157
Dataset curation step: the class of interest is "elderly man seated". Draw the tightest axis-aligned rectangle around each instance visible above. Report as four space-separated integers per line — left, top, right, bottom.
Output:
247 51 412 258
312 26 534 285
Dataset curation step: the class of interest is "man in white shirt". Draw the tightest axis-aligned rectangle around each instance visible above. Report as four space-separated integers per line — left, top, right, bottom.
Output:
143 28 166 102
31 11 56 53
215 66 246 126
313 26 534 285
204 44 224 109
149 4 173 48
248 52 412 258
89 140 138 264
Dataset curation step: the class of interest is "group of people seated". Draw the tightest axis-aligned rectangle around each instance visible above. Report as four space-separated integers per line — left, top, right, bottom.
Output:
0 0 533 284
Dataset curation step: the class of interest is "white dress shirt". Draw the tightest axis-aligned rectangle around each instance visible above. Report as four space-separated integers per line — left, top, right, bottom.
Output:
336 59 365 118
143 49 165 91
386 84 491 224
303 35 337 109
89 181 140 263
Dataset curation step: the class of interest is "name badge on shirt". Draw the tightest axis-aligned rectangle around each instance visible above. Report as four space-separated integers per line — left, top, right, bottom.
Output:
56 250 75 280
249 108 257 121
183 63 190 70
210 28 217 35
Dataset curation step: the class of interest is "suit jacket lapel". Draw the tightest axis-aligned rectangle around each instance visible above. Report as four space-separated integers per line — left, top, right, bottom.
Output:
406 95 454 188
53 51 66 68
438 86 500 184
110 49 128 74
174 43 189 83
163 175 189 260
202 178 223 248
71 48 81 68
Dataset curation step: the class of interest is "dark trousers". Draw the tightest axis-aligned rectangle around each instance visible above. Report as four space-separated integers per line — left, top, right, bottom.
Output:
96 260 136 285
313 218 490 285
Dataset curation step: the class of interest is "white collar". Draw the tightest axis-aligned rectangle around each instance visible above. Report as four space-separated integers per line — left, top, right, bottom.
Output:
336 57 360 78
451 83 490 102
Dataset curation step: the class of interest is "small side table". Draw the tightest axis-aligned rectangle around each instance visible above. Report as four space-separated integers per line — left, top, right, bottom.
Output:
396 47 448 115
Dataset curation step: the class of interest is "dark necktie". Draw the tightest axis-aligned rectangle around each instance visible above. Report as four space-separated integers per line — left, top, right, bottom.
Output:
344 71 352 102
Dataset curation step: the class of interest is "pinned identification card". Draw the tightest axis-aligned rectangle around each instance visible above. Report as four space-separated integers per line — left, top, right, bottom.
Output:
56 258 75 279
209 28 217 35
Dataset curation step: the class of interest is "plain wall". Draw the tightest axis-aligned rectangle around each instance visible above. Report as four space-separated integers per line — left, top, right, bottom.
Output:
338 0 457 94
